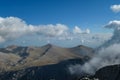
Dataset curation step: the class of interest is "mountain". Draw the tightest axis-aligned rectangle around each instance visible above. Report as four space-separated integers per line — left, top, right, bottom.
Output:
1 62 120 80
0 44 95 80
0 44 94 72
1 44 120 80
0 59 85 80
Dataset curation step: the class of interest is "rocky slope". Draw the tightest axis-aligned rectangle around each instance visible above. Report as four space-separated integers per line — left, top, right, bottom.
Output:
0 59 84 80
1 63 120 80
0 44 119 80
94 64 120 80
0 44 94 72
79 64 120 80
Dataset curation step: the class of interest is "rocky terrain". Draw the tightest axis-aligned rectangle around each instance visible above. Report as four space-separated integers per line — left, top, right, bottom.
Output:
79 64 120 80
0 44 119 80
0 44 94 72
0 59 84 80
0 44 94 80
94 64 120 80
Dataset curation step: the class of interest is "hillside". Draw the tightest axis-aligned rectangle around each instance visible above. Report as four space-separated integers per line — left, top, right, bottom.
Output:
0 44 94 71
0 44 119 80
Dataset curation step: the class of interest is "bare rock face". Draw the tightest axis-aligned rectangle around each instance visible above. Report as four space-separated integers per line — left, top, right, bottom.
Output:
94 64 120 80
76 64 120 80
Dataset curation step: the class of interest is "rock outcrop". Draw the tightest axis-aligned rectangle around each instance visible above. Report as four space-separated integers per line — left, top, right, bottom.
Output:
94 64 120 80
79 64 120 80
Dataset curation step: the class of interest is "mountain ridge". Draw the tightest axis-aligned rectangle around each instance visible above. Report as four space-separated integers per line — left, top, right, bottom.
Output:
0 44 94 72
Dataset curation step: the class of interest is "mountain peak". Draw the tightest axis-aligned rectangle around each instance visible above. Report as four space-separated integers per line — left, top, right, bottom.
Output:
77 45 85 48
43 44 61 48
75 45 93 50
46 43 52 46
6 45 18 50
43 44 53 48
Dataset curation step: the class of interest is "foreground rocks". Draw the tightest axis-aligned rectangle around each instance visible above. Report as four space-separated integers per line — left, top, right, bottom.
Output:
80 77 99 80
79 64 120 80
0 63 120 80
94 64 120 80
0 59 85 80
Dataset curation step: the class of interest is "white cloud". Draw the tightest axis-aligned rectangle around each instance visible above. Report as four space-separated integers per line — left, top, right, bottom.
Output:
0 16 111 48
84 20 120 74
36 24 68 37
101 20 120 48
81 43 120 74
105 20 120 29
68 20 120 75
0 16 93 44
0 17 69 42
69 20 120 75
73 26 82 34
73 26 90 34
85 29 90 34
0 17 28 41
110 4 120 13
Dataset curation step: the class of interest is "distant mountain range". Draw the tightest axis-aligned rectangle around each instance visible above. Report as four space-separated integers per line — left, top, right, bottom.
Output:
0 44 94 80
0 44 94 71
1 44 119 80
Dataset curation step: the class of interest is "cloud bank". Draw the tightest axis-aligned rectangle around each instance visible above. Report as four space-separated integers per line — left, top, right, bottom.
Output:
69 20 120 75
0 16 112 48
101 20 120 47
0 17 92 43
110 4 120 13
73 26 90 34
0 16 69 42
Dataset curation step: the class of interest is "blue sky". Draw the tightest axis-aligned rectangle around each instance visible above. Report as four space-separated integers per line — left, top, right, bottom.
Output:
0 0 120 47
0 0 120 32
